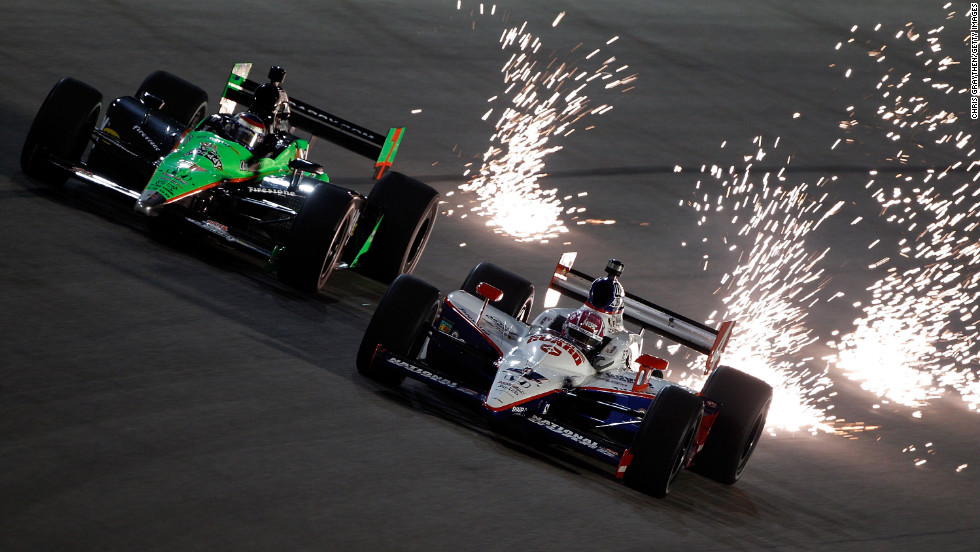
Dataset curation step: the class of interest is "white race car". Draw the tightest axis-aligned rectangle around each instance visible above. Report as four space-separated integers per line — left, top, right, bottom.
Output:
357 253 773 498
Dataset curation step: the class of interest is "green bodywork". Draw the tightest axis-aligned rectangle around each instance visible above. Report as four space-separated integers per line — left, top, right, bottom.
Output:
144 131 322 205
137 62 402 273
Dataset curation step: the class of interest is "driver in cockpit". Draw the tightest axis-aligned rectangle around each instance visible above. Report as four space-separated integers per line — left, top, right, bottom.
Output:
530 259 642 372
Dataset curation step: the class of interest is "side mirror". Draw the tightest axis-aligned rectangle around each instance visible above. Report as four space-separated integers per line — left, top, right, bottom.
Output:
475 282 504 302
635 354 668 371
288 158 324 175
474 282 503 326
288 159 324 192
633 354 667 393
139 91 165 111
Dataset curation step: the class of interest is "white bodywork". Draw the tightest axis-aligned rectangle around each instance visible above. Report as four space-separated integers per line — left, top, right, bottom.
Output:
443 291 674 412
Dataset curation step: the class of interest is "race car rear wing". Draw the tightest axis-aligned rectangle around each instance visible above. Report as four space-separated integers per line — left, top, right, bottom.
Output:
544 252 735 375
218 63 403 180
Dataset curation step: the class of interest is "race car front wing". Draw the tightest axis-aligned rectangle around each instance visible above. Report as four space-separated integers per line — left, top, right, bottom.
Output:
367 346 630 468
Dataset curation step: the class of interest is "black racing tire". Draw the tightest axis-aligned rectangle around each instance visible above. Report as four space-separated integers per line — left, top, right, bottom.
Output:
145 213 176 242
461 262 535 322
623 385 704 498
278 183 360 293
691 365 773 485
21 78 102 186
356 274 441 387
144 208 190 246
137 71 209 127
355 172 439 284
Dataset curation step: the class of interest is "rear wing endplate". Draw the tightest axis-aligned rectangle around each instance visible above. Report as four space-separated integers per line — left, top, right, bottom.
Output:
544 252 734 375
219 63 403 180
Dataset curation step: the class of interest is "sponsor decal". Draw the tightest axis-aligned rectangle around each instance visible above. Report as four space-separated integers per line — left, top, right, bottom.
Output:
481 314 506 333
151 175 185 197
496 366 549 397
389 357 458 389
496 380 525 396
132 125 160 152
292 104 380 141
478 314 520 342
436 320 465 344
595 371 635 386
541 344 561 357
528 416 616 458
501 366 525 381
568 309 605 339
501 366 549 387
205 220 229 234
189 142 223 170
580 316 601 335
246 187 297 197
522 369 549 384
527 334 583 365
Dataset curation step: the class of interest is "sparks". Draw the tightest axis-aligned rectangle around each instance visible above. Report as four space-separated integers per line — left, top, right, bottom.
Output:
831 8 980 414
456 6 635 242
663 136 839 434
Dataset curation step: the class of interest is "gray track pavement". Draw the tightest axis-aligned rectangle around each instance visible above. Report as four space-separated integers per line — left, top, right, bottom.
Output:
1 1 977 550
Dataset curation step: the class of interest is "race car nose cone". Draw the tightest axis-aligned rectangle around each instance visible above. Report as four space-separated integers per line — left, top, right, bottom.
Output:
135 189 166 214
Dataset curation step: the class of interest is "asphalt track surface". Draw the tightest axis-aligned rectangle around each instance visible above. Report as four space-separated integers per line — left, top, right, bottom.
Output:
1 1 978 550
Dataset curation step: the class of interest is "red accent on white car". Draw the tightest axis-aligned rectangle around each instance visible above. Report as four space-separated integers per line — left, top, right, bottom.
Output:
705 320 735 375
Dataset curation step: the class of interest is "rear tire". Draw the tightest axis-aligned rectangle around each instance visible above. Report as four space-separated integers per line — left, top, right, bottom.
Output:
691 365 773 484
278 183 360 293
354 172 439 284
21 78 103 186
461 262 535 322
357 274 441 387
137 71 209 127
623 385 704 498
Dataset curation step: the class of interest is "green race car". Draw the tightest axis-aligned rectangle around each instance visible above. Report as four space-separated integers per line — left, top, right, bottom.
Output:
21 63 439 291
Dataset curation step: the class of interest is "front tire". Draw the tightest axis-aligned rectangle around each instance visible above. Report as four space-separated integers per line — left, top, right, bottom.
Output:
354 172 439 284
623 385 704 498
461 262 535 322
21 78 103 186
137 71 209 127
278 183 360 293
691 365 773 484
357 274 441 387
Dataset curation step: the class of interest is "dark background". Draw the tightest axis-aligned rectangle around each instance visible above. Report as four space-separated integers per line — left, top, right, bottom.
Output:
1 1 977 550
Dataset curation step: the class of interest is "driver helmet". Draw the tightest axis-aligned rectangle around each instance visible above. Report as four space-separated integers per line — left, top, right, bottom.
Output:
586 276 625 315
563 307 606 355
231 112 266 151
